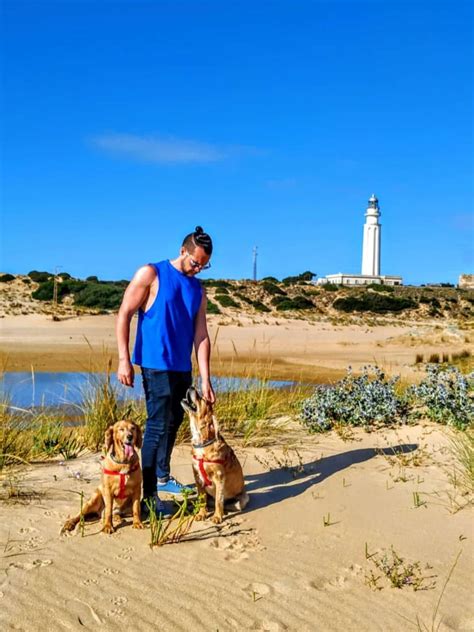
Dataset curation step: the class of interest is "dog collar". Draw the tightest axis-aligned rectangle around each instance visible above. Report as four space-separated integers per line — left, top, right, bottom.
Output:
102 462 140 499
191 437 217 449
109 452 134 466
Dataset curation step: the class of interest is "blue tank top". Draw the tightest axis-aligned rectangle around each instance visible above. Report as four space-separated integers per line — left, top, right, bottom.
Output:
131 260 203 371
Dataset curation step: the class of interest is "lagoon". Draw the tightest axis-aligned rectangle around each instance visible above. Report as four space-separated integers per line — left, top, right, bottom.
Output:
0 372 295 409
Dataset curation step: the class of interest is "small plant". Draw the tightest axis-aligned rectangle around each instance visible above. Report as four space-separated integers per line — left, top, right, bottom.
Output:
408 364 474 430
254 446 306 477
413 491 426 508
415 353 424 364
365 546 436 591
215 294 239 308
206 300 221 314
448 428 474 497
301 366 409 432
0 274 15 282
147 492 206 546
428 353 440 364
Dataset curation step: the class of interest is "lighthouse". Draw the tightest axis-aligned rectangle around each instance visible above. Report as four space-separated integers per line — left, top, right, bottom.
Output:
361 194 381 276
316 194 402 286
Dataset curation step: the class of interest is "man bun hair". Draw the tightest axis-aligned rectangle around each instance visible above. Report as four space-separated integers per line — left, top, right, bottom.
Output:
182 225 213 255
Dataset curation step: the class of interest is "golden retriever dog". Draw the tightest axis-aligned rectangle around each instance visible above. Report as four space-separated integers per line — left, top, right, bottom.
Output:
181 386 249 524
61 420 143 534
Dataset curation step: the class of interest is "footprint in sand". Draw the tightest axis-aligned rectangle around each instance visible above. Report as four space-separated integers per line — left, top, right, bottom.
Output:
111 596 128 606
209 531 264 562
116 546 134 560
106 608 125 618
102 567 120 576
81 578 98 586
9 559 53 571
243 582 273 600
18 527 38 535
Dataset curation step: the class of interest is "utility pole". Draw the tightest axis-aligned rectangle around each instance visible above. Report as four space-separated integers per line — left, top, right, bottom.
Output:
52 266 61 320
252 246 258 281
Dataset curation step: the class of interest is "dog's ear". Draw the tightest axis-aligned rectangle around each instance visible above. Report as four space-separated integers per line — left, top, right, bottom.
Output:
211 414 220 438
104 424 115 453
135 424 143 450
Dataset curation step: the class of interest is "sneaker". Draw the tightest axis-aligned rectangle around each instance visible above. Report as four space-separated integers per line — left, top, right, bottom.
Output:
141 494 171 519
157 476 194 496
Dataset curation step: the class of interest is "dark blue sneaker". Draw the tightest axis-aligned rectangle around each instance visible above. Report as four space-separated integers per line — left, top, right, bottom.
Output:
141 494 172 519
157 476 194 496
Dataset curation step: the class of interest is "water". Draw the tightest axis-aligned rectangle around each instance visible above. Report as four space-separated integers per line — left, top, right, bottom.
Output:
0 372 295 409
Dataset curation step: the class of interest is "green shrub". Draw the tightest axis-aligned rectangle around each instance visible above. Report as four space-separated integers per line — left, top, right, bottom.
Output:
261 281 286 296
86 275 99 282
261 276 279 283
207 300 221 314
367 284 394 293
321 283 339 291
272 295 314 311
215 287 229 295
252 300 271 312
333 293 416 314
215 294 239 308
234 292 253 304
31 279 88 302
74 283 124 310
28 270 51 282
282 271 315 285
58 272 72 280
0 274 15 282
201 279 231 289
22 278 31 284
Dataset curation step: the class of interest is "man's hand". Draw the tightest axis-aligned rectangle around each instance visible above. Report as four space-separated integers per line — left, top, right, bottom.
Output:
117 359 135 387
201 378 215 404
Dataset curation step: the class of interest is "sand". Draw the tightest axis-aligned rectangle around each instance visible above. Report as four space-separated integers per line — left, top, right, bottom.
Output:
1 423 473 631
1 314 472 381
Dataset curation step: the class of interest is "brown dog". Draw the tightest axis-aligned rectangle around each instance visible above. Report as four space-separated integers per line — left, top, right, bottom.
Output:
61 420 143 534
181 386 249 524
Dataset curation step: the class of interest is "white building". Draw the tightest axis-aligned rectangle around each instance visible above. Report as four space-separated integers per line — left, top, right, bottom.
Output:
317 195 403 286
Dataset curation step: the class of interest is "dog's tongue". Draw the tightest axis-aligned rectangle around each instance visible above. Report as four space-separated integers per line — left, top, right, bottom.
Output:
124 444 133 459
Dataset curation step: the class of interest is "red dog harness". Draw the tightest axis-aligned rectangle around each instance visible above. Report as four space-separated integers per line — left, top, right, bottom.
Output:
102 462 139 499
192 454 226 488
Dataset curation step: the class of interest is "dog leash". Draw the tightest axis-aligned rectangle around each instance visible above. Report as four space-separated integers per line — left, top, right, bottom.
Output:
102 462 140 499
192 454 226 488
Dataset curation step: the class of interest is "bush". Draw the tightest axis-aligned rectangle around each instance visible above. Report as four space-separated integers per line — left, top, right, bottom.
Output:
207 300 221 314
271 295 314 311
261 276 279 283
234 292 253 304
408 365 474 430
301 366 408 432
215 294 239 308
58 272 72 280
282 271 315 285
0 274 15 282
252 300 271 313
261 281 286 296
321 283 339 291
74 283 124 310
215 287 229 295
367 284 394 293
28 270 51 282
31 279 88 302
333 293 416 314
201 279 231 289
86 275 99 282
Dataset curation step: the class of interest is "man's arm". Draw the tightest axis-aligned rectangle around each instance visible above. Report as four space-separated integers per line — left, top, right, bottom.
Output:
116 265 156 387
194 289 215 403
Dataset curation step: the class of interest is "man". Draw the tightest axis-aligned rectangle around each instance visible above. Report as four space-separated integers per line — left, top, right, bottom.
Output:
116 226 215 514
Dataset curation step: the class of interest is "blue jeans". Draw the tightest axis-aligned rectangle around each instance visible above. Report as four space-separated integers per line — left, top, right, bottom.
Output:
140 368 192 498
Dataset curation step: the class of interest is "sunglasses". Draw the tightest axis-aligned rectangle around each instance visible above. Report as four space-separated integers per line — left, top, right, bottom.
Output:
185 251 211 271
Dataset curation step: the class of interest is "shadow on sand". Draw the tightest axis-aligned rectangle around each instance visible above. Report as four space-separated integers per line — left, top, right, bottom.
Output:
243 443 418 513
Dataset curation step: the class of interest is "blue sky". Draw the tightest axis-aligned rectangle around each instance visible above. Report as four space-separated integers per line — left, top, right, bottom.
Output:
1 0 472 285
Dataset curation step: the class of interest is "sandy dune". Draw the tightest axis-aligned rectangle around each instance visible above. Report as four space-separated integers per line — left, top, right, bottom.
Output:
1 423 473 631
1 314 471 381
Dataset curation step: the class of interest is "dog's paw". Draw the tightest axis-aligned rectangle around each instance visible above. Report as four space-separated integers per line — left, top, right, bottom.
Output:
132 521 144 530
195 510 207 522
61 520 76 534
211 514 223 524
102 523 115 534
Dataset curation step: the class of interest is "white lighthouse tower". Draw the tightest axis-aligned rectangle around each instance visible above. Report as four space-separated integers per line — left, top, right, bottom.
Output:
361 194 381 276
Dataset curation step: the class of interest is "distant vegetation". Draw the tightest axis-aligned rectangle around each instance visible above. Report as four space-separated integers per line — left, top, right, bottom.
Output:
333 293 417 314
0 274 15 282
31 276 126 310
